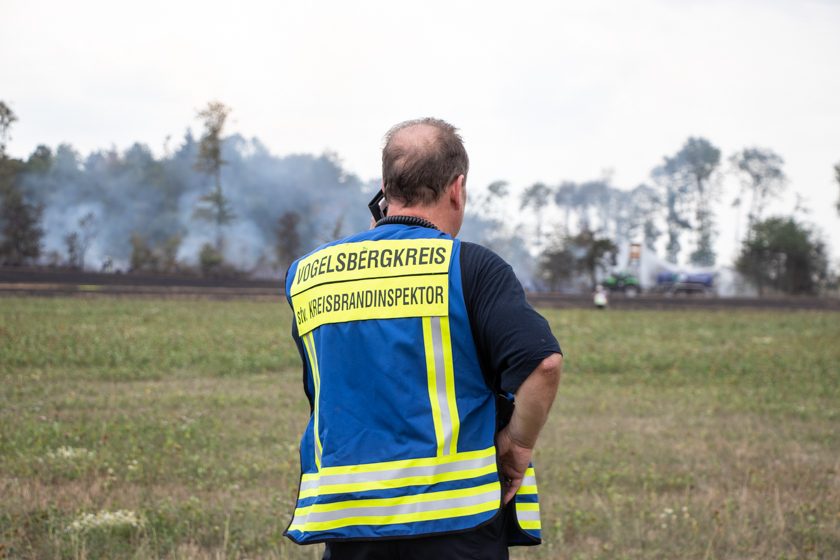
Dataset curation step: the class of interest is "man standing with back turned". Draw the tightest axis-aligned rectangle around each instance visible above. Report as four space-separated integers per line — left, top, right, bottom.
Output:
284 118 562 559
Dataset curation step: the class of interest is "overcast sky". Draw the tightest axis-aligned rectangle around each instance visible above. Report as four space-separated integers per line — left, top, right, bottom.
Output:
3 0 839 264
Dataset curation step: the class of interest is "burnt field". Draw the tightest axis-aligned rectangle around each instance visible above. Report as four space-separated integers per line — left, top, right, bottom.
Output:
1 266 838 311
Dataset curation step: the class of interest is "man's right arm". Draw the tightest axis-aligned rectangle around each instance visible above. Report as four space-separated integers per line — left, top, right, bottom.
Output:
458 241 563 503
495 353 562 504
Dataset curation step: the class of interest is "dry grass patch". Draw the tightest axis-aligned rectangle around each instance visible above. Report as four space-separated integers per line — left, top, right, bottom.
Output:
1 298 838 559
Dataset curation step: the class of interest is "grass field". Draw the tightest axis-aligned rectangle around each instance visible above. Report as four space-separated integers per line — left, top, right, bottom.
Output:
1 297 839 559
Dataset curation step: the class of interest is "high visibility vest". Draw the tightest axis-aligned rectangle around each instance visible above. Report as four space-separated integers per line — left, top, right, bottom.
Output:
284 224 541 544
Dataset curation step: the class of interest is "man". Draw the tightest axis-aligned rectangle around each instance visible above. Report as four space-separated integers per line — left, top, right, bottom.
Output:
284 118 562 559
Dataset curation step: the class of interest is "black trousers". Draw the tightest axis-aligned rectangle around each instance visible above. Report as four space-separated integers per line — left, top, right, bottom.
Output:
322 509 509 560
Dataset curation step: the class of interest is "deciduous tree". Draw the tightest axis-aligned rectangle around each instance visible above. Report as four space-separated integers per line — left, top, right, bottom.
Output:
736 216 827 295
538 244 576 291
0 184 44 265
0 103 44 265
571 230 618 290
538 229 617 291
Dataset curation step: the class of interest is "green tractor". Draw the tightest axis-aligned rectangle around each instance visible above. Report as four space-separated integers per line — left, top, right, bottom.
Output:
603 271 641 296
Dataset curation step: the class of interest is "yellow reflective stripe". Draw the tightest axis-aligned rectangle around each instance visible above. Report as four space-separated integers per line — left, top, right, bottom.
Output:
298 451 496 495
423 317 446 456
516 497 541 531
300 447 496 481
294 482 500 517
439 316 460 455
298 463 496 499
289 500 499 532
290 483 500 528
302 333 322 470
518 467 538 494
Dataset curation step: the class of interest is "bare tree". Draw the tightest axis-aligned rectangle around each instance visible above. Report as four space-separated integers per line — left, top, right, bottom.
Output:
520 182 553 247
193 101 235 252
653 137 721 265
575 180 613 235
554 182 577 234
629 184 661 250
730 148 786 243
0 101 17 157
275 211 302 272
834 161 840 217
487 180 509 199
63 212 96 269
482 180 509 214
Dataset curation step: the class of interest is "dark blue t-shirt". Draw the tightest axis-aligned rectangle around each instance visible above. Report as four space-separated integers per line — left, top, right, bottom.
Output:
459 241 561 394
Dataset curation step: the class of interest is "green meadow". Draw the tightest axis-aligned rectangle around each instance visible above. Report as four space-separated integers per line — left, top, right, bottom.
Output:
1 297 838 559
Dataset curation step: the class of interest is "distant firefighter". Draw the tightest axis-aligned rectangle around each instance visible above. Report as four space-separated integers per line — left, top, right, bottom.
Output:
594 284 608 309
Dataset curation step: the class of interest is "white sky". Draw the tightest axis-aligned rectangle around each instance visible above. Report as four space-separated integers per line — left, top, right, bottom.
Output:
3 0 839 264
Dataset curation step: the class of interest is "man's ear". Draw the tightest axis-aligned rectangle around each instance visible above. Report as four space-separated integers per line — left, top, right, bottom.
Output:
448 175 465 211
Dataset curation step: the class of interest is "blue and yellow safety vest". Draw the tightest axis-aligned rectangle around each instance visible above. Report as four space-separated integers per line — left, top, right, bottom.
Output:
284 224 541 544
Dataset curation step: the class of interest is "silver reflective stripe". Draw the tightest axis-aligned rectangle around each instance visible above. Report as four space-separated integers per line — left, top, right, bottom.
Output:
430 316 454 455
299 487 500 524
521 474 537 488
299 478 318 493
299 453 496 492
516 509 540 522
303 333 322 469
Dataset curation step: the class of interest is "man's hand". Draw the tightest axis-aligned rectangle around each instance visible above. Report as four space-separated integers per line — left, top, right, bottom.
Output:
495 353 562 505
496 426 533 505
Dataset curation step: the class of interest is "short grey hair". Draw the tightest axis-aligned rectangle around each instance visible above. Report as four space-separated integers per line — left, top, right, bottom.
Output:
381 117 469 206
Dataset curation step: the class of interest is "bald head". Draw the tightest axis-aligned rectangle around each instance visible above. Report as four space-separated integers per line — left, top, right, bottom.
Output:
381 118 469 207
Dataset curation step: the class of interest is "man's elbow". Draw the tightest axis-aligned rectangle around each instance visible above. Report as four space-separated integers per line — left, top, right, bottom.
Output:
536 353 563 388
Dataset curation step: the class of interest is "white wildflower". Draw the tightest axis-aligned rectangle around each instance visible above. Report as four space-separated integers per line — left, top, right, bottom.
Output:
66 510 144 533
659 507 677 526
47 446 94 461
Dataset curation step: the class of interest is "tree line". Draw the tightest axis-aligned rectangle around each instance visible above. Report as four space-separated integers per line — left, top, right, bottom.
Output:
0 99 836 294
0 100 377 277
471 138 835 295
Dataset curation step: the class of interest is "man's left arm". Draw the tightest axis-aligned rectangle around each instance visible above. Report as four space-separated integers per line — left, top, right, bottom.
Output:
496 353 562 504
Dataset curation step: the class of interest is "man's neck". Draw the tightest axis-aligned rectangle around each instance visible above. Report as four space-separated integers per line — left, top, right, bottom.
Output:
385 205 455 236
377 215 439 231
